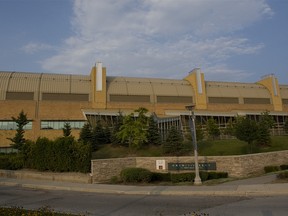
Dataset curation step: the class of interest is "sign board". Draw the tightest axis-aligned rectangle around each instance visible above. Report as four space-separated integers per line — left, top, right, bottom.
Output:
168 162 216 171
156 160 166 170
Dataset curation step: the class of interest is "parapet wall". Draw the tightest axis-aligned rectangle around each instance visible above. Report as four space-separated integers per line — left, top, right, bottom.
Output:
91 151 288 183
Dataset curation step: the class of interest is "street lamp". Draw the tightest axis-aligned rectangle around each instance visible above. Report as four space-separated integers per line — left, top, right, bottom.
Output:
185 105 202 185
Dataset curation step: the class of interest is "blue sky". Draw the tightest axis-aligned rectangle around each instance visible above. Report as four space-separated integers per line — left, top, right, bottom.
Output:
0 0 287 84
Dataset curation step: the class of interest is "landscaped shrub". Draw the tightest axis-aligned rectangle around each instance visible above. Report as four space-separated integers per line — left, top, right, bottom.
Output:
151 172 171 182
150 171 228 183
277 171 288 179
120 167 153 183
0 206 82 216
0 154 23 170
280 164 288 170
110 176 120 184
199 172 209 181
207 172 228 180
264 166 280 173
170 172 195 183
28 136 91 173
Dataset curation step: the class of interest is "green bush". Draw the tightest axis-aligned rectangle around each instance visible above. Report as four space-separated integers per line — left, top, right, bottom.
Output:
0 153 23 170
264 166 280 173
280 164 288 170
110 176 120 184
120 168 153 183
207 172 228 180
151 171 228 183
199 172 209 181
27 137 91 173
0 206 82 215
277 171 288 179
151 172 171 182
171 172 195 183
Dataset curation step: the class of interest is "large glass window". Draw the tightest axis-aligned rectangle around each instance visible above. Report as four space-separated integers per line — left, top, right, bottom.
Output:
0 121 32 130
41 121 86 130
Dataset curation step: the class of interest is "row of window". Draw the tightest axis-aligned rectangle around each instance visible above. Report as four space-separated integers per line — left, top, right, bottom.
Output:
0 121 33 130
41 121 86 129
6 92 89 102
5 92 288 105
0 121 86 130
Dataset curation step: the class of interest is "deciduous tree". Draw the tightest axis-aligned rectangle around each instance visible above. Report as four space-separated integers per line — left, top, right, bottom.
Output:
234 116 258 153
116 107 149 149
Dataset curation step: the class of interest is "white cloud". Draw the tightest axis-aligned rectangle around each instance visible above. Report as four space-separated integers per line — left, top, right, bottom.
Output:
41 0 273 81
22 42 54 54
204 64 254 82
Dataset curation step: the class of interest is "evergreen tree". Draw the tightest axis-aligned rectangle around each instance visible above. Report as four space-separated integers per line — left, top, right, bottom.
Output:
162 125 183 155
103 126 111 144
111 112 124 145
8 110 29 151
256 111 274 146
92 121 107 150
206 118 220 139
196 123 204 141
63 122 72 137
224 118 235 136
147 116 162 145
284 118 288 134
79 123 93 144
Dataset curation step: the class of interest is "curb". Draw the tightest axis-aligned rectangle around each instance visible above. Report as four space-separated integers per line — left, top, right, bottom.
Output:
1 180 288 197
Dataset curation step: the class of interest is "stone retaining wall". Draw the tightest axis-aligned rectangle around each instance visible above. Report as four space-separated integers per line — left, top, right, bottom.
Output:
91 157 136 183
91 150 288 183
0 169 91 183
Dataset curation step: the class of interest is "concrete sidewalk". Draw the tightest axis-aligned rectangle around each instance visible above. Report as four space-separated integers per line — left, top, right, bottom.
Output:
1 174 288 196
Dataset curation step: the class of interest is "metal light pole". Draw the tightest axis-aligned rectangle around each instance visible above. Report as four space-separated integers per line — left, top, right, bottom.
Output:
185 105 202 185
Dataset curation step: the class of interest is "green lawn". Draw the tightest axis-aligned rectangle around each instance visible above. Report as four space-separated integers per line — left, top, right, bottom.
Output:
92 136 288 159
198 139 248 156
0 206 81 216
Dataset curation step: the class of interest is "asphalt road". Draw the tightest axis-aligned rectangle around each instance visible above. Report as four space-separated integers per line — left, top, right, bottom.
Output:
1 185 288 216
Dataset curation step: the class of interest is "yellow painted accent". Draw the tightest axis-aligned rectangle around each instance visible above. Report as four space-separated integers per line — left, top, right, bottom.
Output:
257 76 282 111
184 71 207 110
90 66 107 109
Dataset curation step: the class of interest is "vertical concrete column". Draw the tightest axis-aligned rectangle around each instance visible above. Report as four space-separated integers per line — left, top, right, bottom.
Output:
257 75 282 111
90 62 107 109
184 68 207 110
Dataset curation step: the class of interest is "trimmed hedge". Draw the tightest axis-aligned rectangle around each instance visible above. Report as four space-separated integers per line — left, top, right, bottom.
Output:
120 169 228 183
120 168 153 183
171 172 195 183
0 153 23 170
207 171 228 180
280 164 288 170
28 137 92 173
151 172 171 182
0 137 92 173
169 172 228 183
277 171 288 179
264 164 288 173
264 166 280 173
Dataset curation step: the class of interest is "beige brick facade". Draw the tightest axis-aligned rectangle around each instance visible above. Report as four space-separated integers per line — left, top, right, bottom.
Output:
0 65 287 147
